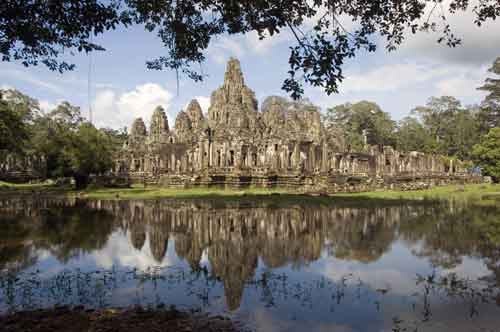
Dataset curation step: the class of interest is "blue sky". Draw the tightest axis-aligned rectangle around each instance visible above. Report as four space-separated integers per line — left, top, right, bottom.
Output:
1 4 499 130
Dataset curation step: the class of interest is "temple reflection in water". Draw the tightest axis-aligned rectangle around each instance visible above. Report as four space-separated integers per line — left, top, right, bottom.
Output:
1 197 499 312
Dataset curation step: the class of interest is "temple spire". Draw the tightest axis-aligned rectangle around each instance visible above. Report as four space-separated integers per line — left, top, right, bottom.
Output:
223 57 245 88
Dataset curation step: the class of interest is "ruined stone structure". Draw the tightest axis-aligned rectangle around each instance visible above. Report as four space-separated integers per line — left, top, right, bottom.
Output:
0 152 46 183
114 58 476 192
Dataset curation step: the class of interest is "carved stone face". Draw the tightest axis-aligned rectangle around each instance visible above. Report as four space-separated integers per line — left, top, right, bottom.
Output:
149 106 169 138
130 118 147 137
174 111 192 142
207 58 259 136
185 99 206 130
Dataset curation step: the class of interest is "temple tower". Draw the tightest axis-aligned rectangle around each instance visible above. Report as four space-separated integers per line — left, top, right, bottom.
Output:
149 106 169 142
207 58 259 136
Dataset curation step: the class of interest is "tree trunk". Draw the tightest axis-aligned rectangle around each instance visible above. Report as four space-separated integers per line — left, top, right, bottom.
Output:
74 173 89 190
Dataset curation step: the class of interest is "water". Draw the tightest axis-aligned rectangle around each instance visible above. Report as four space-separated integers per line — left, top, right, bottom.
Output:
1 196 500 332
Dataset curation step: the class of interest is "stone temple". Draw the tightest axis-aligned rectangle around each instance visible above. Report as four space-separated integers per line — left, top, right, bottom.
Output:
113 58 475 192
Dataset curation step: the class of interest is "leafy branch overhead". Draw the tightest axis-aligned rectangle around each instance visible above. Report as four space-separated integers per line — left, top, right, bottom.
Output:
1 0 500 98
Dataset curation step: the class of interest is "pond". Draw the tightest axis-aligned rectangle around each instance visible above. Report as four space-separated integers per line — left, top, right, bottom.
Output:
1 196 500 332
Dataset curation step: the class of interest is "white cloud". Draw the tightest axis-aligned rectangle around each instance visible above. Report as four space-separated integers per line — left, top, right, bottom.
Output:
208 30 290 62
398 0 500 65
208 36 245 64
339 63 451 93
117 83 173 123
0 84 13 90
92 83 174 129
245 30 292 55
435 74 485 99
334 61 488 101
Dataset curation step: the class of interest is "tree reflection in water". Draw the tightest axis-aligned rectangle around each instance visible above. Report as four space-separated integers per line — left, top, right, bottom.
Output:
0 197 500 331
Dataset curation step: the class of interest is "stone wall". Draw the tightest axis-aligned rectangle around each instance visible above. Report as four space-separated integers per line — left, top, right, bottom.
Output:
114 58 480 192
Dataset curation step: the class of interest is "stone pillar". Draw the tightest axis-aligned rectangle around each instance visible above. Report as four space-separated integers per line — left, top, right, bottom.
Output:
294 143 300 170
321 143 328 172
209 141 214 168
198 143 204 170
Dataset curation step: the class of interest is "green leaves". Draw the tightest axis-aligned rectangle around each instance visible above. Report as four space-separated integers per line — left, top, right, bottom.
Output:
477 57 500 130
409 96 480 159
325 101 396 151
473 127 500 182
2 1 500 98
0 98 28 153
0 0 121 73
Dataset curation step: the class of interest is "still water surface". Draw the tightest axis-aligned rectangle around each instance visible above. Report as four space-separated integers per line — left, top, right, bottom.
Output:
1 197 500 331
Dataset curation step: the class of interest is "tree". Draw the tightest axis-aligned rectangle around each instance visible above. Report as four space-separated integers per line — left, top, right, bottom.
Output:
100 127 129 151
28 102 84 179
28 101 114 188
395 116 432 153
0 97 28 153
472 128 500 183
1 89 41 123
412 96 460 144
325 101 396 152
442 106 479 160
412 97 480 159
65 123 115 189
2 1 500 98
478 57 500 130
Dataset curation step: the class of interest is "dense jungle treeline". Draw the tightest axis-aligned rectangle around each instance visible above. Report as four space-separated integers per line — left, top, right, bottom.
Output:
0 90 127 188
1 57 500 186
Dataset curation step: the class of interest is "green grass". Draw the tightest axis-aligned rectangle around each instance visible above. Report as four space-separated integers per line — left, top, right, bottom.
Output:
0 180 67 193
0 180 52 189
1 180 499 206
335 183 500 200
81 185 289 200
80 183 500 207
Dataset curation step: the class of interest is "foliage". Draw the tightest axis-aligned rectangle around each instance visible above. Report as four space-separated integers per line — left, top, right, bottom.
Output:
325 101 395 151
394 117 431 153
412 96 461 143
19 97 116 189
472 127 500 182
1 89 41 123
409 96 480 159
0 0 122 73
100 127 129 151
66 123 115 189
0 88 128 189
2 1 500 98
478 57 500 130
0 98 28 153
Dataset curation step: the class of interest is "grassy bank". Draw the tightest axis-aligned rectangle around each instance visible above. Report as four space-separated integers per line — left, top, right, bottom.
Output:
336 183 500 200
1 180 499 204
0 180 71 195
82 183 500 206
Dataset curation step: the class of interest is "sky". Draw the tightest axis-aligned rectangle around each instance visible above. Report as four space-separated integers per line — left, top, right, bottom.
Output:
1 3 500 130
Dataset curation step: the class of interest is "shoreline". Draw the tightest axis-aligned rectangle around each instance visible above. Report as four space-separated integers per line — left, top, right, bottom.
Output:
0 181 499 204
